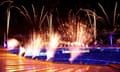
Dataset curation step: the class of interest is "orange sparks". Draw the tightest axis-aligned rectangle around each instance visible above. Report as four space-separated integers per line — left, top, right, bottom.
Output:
46 33 60 61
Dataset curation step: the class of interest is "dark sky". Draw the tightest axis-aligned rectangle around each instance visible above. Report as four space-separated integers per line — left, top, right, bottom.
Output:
0 0 120 45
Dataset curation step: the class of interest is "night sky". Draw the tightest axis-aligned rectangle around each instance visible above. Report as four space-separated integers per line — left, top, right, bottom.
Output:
0 0 120 45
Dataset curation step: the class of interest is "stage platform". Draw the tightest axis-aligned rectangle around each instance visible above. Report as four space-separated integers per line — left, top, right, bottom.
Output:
0 48 120 72
9 47 120 64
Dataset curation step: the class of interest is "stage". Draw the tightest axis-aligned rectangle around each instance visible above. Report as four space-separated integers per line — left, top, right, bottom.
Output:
0 48 120 72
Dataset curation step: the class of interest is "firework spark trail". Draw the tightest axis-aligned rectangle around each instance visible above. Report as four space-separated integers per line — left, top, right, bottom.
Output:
32 33 43 58
57 12 94 62
68 23 93 62
6 9 10 48
46 33 60 61
23 33 43 58
5 3 94 62
113 1 118 26
0 1 13 48
98 3 110 25
13 4 47 57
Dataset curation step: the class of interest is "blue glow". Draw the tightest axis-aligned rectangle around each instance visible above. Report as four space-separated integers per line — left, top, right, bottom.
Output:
8 47 120 65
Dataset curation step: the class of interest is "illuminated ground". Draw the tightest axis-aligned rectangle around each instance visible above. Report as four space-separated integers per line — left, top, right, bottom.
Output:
0 48 120 72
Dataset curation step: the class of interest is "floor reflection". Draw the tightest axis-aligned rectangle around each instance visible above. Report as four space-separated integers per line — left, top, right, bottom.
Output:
0 48 119 72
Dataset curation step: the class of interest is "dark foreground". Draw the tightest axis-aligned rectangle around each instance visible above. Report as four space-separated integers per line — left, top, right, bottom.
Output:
0 48 120 72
